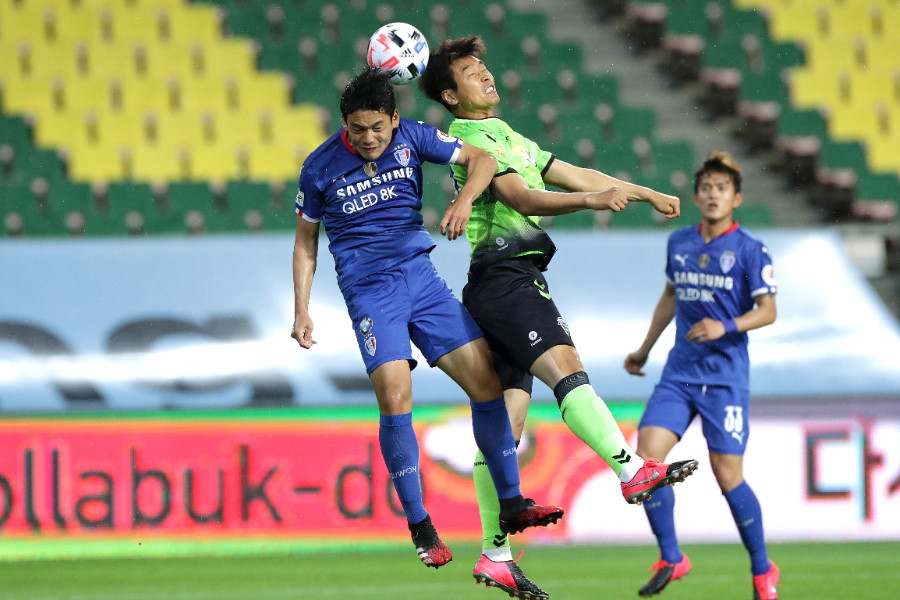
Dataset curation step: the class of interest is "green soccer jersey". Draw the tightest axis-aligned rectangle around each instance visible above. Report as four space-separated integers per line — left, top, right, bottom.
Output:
448 117 557 268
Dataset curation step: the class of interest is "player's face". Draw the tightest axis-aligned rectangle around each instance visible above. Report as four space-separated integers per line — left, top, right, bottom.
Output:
694 171 742 223
342 109 400 160
446 56 499 115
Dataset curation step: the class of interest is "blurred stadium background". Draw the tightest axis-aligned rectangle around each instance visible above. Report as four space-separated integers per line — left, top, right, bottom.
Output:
1 0 899 596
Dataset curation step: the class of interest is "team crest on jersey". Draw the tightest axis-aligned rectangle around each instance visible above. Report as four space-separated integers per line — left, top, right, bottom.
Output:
364 336 377 356
698 253 710 269
436 130 457 143
393 148 411 167
295 189 304 208
363 162 378 177
720 251 736 273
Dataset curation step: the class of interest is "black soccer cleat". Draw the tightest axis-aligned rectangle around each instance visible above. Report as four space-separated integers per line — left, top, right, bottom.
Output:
498 496 564 535
409 515 452 568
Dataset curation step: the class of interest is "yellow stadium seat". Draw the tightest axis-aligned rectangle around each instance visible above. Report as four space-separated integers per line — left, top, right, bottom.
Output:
266 106 327 149
176 76 229 112
63 76 113 113
113 75 175 113
826 5 875 37
143 42 194 79
130 143 183 182
155 111 205 147
108 7 161 43
210 110 262 148
827 104 890 141
24 41 82 79
0 7 47 45
1 76 59 115
851 69 898 104
868 137 900 173
184 144 239 181
805 37 866 72
32 109 93 150
94 110 153 147
0 44 26 79
161 5 221 44
246 143 302 181
68 141 127 182
46 6 105 45
867 38 900 69
789 68 848 108
236 73 291 112
768 5 824 42
197 39 255 78
87 42 141 79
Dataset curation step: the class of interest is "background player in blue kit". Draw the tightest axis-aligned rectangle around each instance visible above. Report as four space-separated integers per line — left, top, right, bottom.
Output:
624 152 779 599
291 67 563 570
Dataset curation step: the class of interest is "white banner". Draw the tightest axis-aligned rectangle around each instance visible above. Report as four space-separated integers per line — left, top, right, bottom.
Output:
1 229 899 411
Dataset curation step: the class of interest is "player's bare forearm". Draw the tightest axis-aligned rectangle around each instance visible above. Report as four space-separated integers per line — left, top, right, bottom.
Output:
641 285 677 353
454 143 497 206
493 172 602 216
545 159 679 217
625 285 675 375
735 293 777 332
292 217 320 348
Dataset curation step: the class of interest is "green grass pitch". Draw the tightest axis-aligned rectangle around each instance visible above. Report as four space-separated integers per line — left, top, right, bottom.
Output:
2 540 898 599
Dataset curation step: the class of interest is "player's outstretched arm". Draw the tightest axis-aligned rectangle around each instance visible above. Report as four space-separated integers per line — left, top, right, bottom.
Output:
291 216 320 349
441 142 496 240
624 283 676 376
544 159 680 219
491 170 628 216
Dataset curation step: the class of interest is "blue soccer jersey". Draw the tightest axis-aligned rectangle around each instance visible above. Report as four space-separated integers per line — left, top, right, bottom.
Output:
661 223 777 388
296 118 463 291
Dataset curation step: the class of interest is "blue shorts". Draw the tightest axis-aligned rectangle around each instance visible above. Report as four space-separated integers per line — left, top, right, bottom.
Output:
342 252 483 375
638 379 751 455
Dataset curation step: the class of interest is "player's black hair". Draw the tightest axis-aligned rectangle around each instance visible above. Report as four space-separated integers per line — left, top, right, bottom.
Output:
418 35 488 112
694 151 743 193
340 67 396 118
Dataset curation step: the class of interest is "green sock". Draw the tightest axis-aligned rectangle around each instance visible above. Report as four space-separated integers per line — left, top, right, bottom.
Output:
559 384 638 477
473 450 510 552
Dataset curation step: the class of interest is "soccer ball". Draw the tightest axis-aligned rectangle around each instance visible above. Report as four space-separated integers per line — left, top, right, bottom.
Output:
366 22 430 85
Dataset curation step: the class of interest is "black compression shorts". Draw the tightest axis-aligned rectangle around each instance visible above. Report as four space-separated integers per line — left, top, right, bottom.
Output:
462 256 574 394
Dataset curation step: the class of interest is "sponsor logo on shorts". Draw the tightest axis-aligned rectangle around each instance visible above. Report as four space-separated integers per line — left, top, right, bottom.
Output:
359 317 373 335
557 317 570 336
528 330 542 346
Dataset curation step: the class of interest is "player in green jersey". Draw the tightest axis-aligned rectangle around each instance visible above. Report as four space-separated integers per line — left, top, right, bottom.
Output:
420 36 700 600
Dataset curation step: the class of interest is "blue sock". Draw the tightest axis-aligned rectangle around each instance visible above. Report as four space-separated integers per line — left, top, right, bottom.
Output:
470 397 521 500
378 412 427 525
725 481 769 575
643 485 682 563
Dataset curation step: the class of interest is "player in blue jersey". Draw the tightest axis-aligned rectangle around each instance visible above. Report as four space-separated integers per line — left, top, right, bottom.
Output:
291 67 563 570
624 152 779 599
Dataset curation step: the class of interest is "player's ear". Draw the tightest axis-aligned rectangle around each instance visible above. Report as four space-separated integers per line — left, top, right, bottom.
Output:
732 191 743 208
391 109 400 126
441 88 458 107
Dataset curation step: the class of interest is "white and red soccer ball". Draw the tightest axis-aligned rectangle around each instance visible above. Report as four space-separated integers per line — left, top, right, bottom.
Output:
366 22 430 85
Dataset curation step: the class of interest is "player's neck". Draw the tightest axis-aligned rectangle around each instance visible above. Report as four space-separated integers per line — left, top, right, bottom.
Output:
699 218 737 242
453 106 495 120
